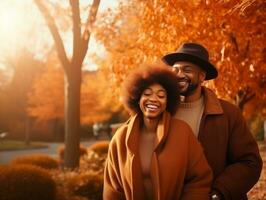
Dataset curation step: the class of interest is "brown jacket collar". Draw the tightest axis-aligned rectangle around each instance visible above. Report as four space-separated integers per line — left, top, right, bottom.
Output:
123 112 171 199
202 87 223 115
125 112 171 155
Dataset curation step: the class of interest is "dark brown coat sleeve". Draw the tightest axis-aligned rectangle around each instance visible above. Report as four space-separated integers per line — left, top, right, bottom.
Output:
213 105 263 199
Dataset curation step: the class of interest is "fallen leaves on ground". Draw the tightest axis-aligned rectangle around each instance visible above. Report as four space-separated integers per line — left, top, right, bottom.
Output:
248 141 266 200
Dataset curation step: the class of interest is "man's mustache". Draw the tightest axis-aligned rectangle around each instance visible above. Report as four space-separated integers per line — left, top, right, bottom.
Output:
177 78 190 82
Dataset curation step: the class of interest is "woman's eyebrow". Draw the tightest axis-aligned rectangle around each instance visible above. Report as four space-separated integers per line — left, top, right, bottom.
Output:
144 88 152 91
157 89 166 93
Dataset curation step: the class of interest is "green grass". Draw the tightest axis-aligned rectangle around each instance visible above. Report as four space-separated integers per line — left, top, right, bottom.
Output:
0 140 48 151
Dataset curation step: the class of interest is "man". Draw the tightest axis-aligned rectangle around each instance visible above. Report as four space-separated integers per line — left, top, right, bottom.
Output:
162 43 262 200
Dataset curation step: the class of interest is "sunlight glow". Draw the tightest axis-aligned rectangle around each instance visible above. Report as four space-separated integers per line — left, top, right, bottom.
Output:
0 0 119 71
0 10 20 35
0 0 52 69
0 1 26 49
0 1 25 69
85 0 119 71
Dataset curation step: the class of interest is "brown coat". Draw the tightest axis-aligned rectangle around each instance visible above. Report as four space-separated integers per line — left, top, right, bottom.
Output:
199 87 263 200
103 112 212 200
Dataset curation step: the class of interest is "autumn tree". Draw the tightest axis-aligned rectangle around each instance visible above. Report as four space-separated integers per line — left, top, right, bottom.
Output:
95 0 266 115
27 51 64 140
33 0 101 168
28 51 64 122
213 0 266 111
0 69 10 132
81 69 122 125
28 51 121 129
0 48 44 144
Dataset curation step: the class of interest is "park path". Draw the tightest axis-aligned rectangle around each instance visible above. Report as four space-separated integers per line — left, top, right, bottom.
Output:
0 140 96 165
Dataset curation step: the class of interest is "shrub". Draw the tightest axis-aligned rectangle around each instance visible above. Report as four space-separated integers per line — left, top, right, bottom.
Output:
69 172 103 200
58 145 88 162
0 165 7 174
52 168 103 200
0 164 56 200
10 154 59 170
52 145 108 200
87 140 109 156
80 151 107 173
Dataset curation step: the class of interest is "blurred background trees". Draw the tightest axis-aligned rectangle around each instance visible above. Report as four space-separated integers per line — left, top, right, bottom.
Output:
94 0 265 113
0 0 265 168
0 48 44 144
93 0 266 138
33 0 101 168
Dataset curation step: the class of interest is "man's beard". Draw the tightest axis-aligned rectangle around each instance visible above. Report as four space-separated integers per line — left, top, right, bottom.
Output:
180 82 199 97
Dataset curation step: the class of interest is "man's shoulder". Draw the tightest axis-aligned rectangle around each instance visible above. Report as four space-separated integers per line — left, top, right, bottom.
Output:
218 98 240 113
203 87 241 114
215 98 245 123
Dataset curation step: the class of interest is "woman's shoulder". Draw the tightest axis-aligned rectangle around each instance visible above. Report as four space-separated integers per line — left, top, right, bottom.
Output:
169 118 204 155
168 118 197 140
109 122 129 147
170 118 193 131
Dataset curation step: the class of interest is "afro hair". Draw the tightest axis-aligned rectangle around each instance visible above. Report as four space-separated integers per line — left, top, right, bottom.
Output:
122 63 180 115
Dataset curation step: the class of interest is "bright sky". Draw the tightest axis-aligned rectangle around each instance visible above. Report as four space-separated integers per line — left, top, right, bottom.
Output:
0 0 40 69
0 0 119 71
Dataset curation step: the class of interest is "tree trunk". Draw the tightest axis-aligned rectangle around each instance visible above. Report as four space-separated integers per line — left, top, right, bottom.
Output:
235 86 255 112
25 115 31 146
264 120 266 141
34 0 101 169
53 118 62 142
64 65 81 168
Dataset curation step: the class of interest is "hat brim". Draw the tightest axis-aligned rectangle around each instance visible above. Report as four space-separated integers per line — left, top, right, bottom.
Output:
162 53 218 80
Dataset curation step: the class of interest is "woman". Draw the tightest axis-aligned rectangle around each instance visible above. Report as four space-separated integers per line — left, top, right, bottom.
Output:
103 64 212 200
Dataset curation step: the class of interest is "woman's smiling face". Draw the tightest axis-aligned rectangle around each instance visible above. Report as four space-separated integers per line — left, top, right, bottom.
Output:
139 83 167 119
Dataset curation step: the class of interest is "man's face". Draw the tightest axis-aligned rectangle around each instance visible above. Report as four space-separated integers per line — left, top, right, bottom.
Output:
171 61 206 96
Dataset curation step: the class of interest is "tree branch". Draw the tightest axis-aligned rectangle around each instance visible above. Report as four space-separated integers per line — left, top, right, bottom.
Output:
243 40 250 58
70 0 82 64
230 33 239 53
80 0 101 59
34 0 70 73
236 86 255 111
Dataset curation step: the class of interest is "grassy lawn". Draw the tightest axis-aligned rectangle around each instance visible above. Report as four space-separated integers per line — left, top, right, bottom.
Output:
0 140 48 151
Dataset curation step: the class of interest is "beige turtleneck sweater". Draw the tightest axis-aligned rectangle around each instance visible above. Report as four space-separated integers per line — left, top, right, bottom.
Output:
174 96 204 138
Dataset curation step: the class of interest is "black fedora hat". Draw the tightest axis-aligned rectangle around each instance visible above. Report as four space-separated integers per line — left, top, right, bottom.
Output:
162 43 218 80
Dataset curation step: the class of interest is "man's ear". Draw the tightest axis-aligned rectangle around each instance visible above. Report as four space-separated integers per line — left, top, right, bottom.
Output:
199 70 206 82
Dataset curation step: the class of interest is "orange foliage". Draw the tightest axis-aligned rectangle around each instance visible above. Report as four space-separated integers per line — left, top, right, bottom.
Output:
81 69 121 124
10 154 59 170
27 52 121 124
94 0 266 116
27 53 64 121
